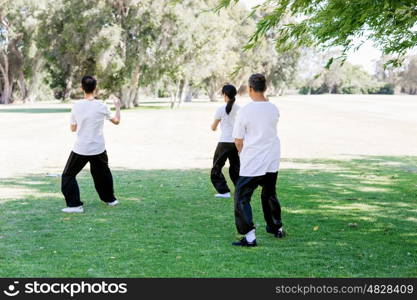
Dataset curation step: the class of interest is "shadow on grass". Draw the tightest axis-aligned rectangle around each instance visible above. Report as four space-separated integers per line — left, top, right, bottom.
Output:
0 156 416 277
0 105 168 114
0 108 72 114
139 101 171 105
124 105 168 110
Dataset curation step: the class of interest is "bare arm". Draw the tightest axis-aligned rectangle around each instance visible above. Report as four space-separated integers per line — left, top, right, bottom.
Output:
70 124 77 132
110 98 121 125
235 138 243 153
211 119 220 131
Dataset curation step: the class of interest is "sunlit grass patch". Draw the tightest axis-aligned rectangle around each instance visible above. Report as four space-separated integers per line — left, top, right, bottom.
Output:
0 156 416 277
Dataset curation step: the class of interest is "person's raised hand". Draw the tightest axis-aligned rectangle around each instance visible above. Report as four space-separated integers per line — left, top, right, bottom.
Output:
113 98 121 109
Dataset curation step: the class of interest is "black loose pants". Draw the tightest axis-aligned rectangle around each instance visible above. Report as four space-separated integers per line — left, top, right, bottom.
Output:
210 142 240 194
61 151 116 207
234 172 282 235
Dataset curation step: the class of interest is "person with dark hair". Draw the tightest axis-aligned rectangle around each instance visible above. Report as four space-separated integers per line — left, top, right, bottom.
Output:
231 73 284 246
210 84 240 198
81 75 97 93
61 75 121 213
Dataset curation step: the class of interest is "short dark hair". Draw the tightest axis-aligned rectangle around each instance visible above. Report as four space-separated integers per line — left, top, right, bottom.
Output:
81 76 97 93
248 73 267 92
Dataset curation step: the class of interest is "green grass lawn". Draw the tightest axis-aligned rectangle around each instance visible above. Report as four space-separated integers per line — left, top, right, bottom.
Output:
0 156 416 277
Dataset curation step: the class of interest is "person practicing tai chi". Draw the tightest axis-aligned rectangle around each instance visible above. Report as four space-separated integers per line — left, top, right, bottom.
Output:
210 84 240 198
61 75 121 213
231 74 284 247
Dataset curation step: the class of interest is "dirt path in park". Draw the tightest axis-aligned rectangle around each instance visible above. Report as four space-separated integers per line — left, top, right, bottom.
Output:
1 94 417 183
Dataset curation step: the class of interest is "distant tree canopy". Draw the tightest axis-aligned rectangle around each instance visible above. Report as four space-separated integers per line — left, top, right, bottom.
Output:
0 0 302 106
297 48 391 95
1 0 417 105
217 0 417 66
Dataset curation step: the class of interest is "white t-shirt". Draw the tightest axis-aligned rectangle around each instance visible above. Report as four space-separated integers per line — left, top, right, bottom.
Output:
232 101 281 177
214 103 240 143
70 99 112 156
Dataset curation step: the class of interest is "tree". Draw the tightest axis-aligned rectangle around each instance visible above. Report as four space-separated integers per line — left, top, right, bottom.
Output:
0 0 42 104
161 0 300 105
217 0 417 66
398 55 417 94
37 0 101 101
294 48 323 94
374 55 417 95
297 48 380 95
160 0 252 105
37 0 180 107
1 0 306 105
245 40 300 96
104 0 181 108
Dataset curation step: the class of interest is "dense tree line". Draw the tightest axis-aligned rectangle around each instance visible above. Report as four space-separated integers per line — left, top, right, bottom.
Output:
0 0 299 107
1 0 416 106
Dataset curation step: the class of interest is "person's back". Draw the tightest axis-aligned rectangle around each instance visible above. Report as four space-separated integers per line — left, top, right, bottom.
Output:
234 101 280 177
231 73 284 247
61 75 121 213
210 84 241 198
216 103 240 143
71 99 112 156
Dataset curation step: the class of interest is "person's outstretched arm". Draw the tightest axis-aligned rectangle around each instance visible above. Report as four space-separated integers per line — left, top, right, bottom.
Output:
110 98 121 125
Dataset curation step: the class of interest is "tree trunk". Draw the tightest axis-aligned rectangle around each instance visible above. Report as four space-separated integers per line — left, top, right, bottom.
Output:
237 80 245 94
170 80 181 109
120 87 133 109
170 92 175 109
119 65 141 109
133 88 140 107
0 82 12 104
62 77 72 102
128 88 135 106
175 80 184 108
26 53 43 103
130 65 141 107
9 39 27 102
179 79 191 106
0 53 11 104
121 87 141 108
183 89 193 103
18 70 28 101
208 82 218 102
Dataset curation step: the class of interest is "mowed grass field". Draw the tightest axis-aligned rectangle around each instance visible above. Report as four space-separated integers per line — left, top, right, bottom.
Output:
1 156 416 277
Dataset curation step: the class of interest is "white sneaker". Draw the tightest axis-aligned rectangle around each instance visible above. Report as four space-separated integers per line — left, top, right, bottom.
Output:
62 206 84 213
107 200 119 206
215 192 231 198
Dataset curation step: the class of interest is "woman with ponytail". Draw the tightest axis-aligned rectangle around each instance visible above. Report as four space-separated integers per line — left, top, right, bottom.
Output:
210 84 240 198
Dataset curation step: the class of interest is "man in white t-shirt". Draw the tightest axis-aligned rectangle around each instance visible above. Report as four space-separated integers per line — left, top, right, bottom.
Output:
61 76 121 213
231 74 284 247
